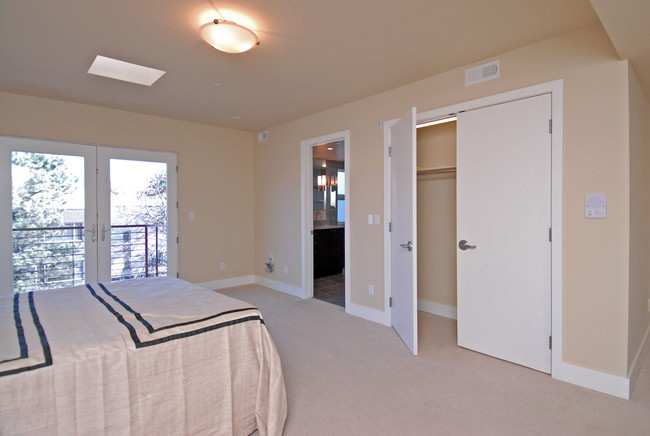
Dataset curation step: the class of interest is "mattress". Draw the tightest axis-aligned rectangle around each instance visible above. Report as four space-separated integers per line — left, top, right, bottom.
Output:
0 277 287 435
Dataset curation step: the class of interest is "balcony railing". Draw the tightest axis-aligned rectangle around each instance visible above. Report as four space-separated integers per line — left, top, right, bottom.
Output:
12 224 167 293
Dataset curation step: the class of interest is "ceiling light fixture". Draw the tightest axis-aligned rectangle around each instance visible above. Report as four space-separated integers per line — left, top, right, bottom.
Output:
200 19 260 53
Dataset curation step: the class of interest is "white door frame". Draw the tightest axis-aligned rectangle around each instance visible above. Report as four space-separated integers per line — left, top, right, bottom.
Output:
300 130 350 307
384 80 563 376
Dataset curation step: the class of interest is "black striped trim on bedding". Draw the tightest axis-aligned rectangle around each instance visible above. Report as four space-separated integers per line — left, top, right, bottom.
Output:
86 283 264 349
0 292 52 377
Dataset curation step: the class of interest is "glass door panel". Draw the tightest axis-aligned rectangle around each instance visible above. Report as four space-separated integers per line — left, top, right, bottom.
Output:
0 137 98 294
109 159 168 281
96 147 177 283
1 138 177 293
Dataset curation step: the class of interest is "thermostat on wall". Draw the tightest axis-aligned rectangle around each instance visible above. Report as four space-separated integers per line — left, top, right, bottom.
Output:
585 193 607 219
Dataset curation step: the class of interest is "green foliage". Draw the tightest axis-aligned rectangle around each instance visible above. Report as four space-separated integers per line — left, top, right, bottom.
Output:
12 152 80 292
12 152 77 229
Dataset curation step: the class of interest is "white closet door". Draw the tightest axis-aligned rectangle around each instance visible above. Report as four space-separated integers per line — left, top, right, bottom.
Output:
456 94 552 373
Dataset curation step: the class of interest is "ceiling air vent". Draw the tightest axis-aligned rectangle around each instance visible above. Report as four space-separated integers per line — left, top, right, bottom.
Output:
465 60 500 86
258 131 269 143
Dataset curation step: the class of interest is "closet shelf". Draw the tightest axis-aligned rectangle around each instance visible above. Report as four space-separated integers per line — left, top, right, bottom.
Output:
416 166 456 175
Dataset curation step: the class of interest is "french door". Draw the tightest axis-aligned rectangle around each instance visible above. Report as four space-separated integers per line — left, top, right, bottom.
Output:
0 136 178 294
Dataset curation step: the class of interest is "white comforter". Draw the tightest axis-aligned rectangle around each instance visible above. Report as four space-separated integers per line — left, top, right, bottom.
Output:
0 277 287 435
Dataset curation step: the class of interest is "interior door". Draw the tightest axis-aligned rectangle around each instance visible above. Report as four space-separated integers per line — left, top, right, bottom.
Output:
0 137 98 293
390 108 418 355
456 94 552 373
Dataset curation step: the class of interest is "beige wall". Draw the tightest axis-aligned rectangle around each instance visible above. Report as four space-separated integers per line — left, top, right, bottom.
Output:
0 92 255 284
627 65 650 373
255 23 637 377
416 122 457 308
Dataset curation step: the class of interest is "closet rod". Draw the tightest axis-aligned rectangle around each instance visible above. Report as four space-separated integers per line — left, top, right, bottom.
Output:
416 166 457 175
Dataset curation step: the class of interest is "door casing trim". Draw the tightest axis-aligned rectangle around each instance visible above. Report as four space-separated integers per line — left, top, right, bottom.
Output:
300 130 350 308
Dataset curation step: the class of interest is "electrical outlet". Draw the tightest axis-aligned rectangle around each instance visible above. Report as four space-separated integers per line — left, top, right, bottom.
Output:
220 262 225 270
368 284 374 296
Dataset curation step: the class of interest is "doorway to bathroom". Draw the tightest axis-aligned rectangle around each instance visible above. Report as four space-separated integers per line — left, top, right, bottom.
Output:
312 141 345 306
300 130 350 309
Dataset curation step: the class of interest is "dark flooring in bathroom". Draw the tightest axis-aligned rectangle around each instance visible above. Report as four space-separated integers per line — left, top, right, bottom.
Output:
313 273 345 307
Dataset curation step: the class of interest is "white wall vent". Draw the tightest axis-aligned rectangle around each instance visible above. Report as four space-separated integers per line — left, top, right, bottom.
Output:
257 131 269 143
465 60 500 86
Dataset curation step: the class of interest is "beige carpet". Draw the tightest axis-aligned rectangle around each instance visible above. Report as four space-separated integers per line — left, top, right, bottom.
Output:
218 284 650 435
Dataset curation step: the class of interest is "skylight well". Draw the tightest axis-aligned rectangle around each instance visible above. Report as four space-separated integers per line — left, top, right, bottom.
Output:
88 55 166 86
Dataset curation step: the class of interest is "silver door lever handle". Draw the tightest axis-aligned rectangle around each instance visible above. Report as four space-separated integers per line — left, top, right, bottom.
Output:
400 241 414 252
85 224 97 242
458 240 477 250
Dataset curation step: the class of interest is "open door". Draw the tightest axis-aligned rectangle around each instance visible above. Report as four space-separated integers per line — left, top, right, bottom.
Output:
389 108 418 355
456 94 552 373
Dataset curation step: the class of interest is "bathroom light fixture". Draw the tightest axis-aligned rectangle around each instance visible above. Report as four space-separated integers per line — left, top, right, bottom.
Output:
200 19 260 53
317 175 328 191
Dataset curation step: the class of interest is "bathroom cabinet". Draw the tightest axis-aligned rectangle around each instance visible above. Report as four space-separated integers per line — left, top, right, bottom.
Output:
313 227 344 278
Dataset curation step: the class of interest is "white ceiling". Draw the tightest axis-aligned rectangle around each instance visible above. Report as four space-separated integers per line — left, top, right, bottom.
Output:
0 1 642 133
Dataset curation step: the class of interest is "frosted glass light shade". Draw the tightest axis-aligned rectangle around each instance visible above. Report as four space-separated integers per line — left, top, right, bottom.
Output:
200 19 260 53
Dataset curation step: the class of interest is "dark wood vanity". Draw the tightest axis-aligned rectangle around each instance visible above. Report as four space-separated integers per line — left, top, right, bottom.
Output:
313 226 344 278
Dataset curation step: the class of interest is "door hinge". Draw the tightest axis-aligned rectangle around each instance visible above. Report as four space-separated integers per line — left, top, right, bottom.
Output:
96 168 99 175
388 146 392 157
389 297 392 307
176 201 179 209
549 336 552 350
176 165 178 173
549 119 552 134
549 227 552 242
388 222 392 232
176 272 179 278
176 236 179 244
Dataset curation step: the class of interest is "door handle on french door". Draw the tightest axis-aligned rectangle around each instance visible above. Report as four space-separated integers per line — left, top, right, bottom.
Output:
100 224 108 241
86 224 97 242
400 241 414 252
458 240 477 250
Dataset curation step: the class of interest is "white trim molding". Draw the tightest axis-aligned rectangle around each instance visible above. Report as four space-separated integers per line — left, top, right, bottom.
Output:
418 300 457 320
347 301 391 326
197 276 255 290
629 324 650 397
553 363 630 400
254 276 304 299
300 130 351 302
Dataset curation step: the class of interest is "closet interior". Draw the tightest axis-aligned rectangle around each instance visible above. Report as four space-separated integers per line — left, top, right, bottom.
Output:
416 119 458 317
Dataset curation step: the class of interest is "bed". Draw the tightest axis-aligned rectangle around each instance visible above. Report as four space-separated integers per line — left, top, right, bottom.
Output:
0 277 287 435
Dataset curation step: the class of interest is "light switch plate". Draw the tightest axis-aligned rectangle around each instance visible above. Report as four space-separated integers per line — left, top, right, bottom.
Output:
585 193 607 219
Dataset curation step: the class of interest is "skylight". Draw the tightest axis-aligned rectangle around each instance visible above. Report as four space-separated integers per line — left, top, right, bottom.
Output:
87 55 165 86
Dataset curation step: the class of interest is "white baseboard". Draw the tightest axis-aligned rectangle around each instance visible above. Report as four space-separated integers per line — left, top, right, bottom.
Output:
346 301 391 326
254 276 305 298
418 299 457 320
553 362 630 400
629 323 650 394
196 275 255 290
